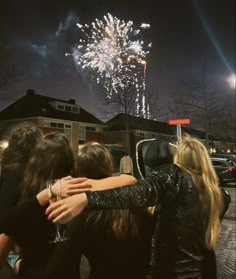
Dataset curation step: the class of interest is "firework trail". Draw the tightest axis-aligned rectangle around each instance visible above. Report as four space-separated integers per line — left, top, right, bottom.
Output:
70 13 151 118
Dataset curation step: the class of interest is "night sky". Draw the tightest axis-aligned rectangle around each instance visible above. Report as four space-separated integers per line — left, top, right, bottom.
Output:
0 0 235 120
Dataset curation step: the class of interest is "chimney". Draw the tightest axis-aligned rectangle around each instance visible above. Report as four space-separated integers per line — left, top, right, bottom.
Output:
26 89 35 96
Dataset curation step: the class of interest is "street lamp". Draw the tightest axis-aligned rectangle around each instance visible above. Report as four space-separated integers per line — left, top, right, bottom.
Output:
227 74 236 89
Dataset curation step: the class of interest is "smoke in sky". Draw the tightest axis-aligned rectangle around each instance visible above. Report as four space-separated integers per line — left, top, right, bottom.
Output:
12 12 81 79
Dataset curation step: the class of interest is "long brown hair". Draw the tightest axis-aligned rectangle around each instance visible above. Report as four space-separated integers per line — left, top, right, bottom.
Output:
21 133 75 200
1 122 42 169
174 134 222 249
76 142 139 238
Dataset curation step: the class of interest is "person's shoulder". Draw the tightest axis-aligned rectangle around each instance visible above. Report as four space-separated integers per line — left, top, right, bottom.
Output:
156 164 191 186
147 164 177 186
153 163 176 175
172 164 190 177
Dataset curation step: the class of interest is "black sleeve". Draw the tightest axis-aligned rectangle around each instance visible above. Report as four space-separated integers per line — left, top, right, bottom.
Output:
86 177 160 209
0 167 23 212
0 200 84 279
0 197 45 236
85 164 180 210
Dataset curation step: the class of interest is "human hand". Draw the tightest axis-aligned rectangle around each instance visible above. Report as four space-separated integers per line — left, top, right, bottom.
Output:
52 176 92 198
45 193 88 224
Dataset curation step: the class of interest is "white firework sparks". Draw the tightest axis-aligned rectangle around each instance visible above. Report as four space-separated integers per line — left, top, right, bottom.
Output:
72 13 151 118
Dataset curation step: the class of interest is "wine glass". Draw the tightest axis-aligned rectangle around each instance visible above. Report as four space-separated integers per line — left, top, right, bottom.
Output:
46 179 69 243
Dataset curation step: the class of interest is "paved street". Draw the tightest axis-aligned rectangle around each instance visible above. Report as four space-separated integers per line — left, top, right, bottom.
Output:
215 219 236 279
215 186 236 279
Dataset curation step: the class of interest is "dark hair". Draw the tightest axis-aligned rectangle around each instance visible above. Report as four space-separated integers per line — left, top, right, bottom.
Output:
1 122 43 169
75 142 139 238
21 133 75 200
76 142 113 179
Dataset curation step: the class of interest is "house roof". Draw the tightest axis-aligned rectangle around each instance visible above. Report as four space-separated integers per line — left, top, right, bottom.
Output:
105 113 216 140
0 90 104 125
105 113 176 135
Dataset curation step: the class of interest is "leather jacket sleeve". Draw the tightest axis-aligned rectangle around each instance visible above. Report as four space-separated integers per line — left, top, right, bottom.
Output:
86 164 178 210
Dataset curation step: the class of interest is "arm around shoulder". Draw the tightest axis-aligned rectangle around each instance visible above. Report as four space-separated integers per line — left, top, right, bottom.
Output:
88 174 137 191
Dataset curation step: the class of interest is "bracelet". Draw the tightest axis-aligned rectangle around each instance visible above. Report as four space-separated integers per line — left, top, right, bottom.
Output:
47 182 57 199
57 179 61 199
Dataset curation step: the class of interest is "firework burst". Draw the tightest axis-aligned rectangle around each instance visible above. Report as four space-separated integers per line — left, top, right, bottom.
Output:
71 13 151 117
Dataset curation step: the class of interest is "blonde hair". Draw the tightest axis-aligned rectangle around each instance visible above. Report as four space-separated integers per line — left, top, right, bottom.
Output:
174 134 222 249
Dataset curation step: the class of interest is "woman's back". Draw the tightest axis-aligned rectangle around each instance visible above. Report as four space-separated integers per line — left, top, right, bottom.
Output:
67 208 154 279
149 164 206 277
74 142 155 279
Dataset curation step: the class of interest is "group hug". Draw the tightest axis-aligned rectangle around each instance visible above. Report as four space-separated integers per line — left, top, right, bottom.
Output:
0 122 231 279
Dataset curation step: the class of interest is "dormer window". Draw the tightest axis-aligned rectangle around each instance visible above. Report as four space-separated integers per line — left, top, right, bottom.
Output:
65 106 72 112
50 101 80 114
72 107 79 113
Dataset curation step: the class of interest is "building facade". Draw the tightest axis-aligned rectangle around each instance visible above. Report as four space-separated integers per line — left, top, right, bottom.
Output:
0 89 105 154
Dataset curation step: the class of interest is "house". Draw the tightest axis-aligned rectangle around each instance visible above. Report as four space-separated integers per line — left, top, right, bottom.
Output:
103 113 216 146
0 89 105 153
103 113 219 174
0 90 233 171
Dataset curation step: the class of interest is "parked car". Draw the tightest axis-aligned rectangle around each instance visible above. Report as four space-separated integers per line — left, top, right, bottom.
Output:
211 153 236 163
210 157 236 186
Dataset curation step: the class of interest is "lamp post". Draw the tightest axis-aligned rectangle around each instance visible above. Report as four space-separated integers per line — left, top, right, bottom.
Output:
227 74 236 89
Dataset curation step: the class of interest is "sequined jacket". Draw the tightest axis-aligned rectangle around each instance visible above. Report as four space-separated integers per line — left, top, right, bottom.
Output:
86 164 208 279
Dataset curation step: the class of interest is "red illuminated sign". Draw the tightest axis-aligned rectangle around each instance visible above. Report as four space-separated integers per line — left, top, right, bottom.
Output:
168 119 190 125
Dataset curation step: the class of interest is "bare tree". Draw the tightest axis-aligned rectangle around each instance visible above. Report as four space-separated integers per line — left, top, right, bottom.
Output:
211 96 235 146
97 82 140 155
96 80 165 154
144 89 167 121
169 62 224 147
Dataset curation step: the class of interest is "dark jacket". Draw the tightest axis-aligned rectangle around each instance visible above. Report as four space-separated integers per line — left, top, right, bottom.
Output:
0 165 25 212
86 164 215 279
0 199 154 279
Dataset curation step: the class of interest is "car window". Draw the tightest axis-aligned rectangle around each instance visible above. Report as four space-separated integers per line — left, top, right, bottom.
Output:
212 160 224 166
